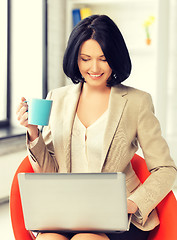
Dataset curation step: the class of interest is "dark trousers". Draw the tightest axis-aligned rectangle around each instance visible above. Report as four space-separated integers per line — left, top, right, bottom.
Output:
106 224 150 240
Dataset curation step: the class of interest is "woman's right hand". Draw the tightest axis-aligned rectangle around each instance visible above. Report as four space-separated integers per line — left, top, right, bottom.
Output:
16 97 39 141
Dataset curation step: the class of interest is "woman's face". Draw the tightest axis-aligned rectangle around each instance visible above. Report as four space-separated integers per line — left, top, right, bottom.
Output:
78 39 112 89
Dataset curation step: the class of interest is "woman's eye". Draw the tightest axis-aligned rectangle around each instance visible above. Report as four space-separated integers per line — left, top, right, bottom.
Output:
99 58 107 62
81 58 90 62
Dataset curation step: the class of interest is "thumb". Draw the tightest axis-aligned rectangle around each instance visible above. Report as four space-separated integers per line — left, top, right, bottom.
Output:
21 97 26 103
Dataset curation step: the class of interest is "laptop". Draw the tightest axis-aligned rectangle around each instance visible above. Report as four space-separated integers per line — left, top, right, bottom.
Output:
18 172 130 233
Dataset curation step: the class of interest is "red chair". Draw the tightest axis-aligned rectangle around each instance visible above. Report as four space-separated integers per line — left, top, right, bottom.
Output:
131 154 177 240
10 154 177 240
10 156 35 240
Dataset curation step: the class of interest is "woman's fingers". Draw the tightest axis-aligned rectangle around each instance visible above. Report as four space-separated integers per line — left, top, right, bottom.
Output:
127 199 138 214
16 97 27 114
16 97 29 126
18 111 28 127
17 105 28 120
21 97 26 102
16 98 39 141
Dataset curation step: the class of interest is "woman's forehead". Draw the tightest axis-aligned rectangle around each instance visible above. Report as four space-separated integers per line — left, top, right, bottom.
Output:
79 39 104 56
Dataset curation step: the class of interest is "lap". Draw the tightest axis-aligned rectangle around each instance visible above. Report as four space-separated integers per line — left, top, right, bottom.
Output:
36 232 69 240
36 232 109 240
36 224 150 240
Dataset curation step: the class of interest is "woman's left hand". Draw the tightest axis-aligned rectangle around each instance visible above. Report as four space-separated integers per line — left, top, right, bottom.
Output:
127 199 138 214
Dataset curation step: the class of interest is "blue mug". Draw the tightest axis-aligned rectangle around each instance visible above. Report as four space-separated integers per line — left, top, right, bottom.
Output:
28 98 53 126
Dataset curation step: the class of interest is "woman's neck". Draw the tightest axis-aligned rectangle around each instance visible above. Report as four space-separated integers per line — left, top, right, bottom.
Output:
77 83 111 128
81 83 111 96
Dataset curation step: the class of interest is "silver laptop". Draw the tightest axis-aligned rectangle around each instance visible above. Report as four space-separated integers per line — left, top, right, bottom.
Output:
18 172 129 233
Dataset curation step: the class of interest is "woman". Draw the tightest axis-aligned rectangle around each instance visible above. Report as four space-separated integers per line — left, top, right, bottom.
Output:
16 15 177 240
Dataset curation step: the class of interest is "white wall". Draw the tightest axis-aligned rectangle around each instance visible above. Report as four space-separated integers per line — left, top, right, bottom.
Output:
166 0 177 173
0 150 26 200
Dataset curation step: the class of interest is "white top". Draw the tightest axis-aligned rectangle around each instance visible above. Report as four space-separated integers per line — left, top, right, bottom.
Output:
71 111 108 173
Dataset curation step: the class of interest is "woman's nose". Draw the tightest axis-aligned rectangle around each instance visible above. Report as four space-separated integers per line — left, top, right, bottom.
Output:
91 60 99 72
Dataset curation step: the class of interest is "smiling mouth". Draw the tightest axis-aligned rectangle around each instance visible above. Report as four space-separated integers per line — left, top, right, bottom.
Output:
88 73 104 78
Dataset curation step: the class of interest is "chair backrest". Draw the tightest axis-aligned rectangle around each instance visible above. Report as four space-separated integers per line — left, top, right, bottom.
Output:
10 156 35 240
131 154 177 240
10 154 177 240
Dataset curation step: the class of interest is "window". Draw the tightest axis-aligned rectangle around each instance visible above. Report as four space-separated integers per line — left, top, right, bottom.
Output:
0 0 47 133
0 0 10 127
10 0 48 128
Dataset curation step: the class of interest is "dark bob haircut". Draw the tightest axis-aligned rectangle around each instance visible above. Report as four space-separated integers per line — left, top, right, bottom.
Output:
63 15 132 86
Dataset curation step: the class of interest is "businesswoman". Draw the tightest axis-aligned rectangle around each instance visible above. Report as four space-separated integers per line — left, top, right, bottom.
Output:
17 15 177 240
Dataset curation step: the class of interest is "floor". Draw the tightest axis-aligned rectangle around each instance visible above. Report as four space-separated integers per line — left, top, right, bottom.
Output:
0 190 177 240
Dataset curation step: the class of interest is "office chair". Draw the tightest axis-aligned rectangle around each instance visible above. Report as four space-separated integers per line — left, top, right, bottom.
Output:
131 154 177 240
10 154 177 240
10 156 35 240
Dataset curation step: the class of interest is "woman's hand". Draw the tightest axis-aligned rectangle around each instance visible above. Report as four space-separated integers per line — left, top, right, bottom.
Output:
16 97 39 141
127 199 138 214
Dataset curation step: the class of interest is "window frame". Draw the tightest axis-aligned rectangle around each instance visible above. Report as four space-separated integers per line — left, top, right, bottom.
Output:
0 0 10 128
42 0 48 99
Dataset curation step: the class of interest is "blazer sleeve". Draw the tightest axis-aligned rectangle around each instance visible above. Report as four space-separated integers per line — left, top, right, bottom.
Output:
128 92 177 226
27 90 59 172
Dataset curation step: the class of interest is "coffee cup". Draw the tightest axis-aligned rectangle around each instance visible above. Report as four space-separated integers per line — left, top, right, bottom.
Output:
27 98 53 126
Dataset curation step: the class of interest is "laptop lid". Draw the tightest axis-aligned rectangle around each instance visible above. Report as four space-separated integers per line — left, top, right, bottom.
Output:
18 172 129 232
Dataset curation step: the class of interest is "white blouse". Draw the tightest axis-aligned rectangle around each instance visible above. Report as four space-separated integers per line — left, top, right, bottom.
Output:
71 111 108 173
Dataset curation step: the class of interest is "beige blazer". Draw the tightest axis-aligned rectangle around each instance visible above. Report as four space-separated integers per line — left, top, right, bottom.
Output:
28 83 177 231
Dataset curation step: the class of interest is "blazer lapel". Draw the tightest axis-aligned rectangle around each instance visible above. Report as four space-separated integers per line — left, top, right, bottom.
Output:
63 83 82 172
101 85 128 169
